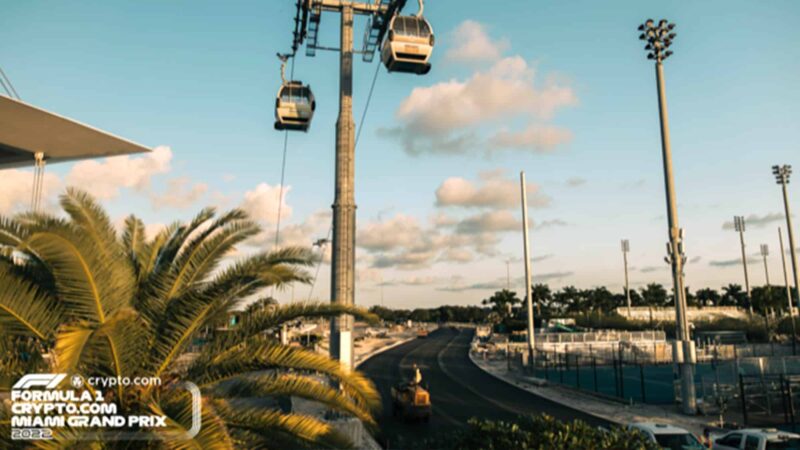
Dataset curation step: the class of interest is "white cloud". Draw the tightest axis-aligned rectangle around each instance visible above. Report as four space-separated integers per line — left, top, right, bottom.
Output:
65 146 172 200
383 56 577 157
445 20 509 64
150 177 208 209
488 125 572 152
358 215 424 252
240 182 292 226
721 213 785 230
454 210 520 234
435 170 550 209
0 169 61 214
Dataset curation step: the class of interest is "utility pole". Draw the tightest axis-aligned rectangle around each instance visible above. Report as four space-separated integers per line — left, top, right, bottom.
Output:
621 239 632 317
760 244 770 287
780 227 798 354
734 216 753 313
520 172 535 368
638 18 695 414
774 165 800 305
505 259 511 291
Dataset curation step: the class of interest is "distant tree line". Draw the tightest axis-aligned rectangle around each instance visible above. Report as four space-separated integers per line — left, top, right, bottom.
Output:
369 282 794 324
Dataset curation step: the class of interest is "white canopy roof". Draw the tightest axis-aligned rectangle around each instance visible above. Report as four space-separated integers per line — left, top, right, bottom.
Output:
0 95 150 169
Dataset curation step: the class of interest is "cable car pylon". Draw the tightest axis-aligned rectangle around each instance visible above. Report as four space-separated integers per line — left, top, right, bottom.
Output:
278 0 432 371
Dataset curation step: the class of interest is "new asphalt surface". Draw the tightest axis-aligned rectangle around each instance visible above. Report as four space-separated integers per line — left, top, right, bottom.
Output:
358 327 613 449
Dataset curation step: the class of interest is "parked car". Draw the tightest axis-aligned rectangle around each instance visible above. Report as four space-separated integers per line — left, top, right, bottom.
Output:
712 428 800 450
628 423 705 450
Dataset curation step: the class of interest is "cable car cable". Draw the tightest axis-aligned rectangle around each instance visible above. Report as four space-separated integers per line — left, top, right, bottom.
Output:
274 56 296 249
0 67 20 99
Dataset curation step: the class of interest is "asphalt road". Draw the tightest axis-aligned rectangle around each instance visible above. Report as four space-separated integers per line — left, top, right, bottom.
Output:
359 327 612 449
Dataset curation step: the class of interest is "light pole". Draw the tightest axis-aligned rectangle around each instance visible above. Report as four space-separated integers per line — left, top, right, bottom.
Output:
638 18 696 414
780 227 797 354
520 172 535 368
760 244 770 288
774 165 800 305
734 216 752 313
621 239 632 317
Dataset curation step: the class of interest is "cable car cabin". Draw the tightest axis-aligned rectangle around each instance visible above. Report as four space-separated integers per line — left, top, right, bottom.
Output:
275 82 315 132
381 15 434 75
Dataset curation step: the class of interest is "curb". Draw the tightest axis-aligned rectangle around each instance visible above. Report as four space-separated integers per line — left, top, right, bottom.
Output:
355 335 417 369
467 343 621 426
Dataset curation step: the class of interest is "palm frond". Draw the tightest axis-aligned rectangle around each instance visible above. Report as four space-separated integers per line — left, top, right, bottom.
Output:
214 399 353 449
54 308 147 402
235 302 379 342
23 219 134 323
122 214 147 268
163 217 260 301
155 394 234 450
213 373 376 427
60 187 120 258
188 340 380 413
0 264 61 340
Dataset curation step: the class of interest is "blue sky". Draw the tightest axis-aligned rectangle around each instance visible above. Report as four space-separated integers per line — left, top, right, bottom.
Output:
2 0 800 308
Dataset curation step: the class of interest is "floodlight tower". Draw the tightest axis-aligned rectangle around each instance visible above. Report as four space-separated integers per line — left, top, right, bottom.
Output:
734 216 752 313
286 0 411 371
780 227 798 354
621 239 632 317
774 165 800 305
638 18 696 414
760 244 770 287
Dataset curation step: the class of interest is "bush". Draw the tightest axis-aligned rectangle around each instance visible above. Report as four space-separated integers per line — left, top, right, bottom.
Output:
410 414 659 450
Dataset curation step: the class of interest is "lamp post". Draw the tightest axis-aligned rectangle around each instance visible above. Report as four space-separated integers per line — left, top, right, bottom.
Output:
734 216 753 313
621 239 632 317
638 18 696 414
760 244 770 288
780 228 797 354
774 165 800 305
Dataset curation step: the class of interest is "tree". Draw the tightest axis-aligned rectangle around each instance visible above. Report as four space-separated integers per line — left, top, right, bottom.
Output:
414 414 658 450
553 286 585 314
585 286 618 313
531 283 553 316
695 287 721 307
481 289 520 319
721 284 747 308
640 283 668 307
0 189 379 449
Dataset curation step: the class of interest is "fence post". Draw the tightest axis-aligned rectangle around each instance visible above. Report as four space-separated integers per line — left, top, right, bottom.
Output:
783 375 790 425
613 352 620 397
640 364 647 403
739 374 748 426
559 350 564 384
576 354 581 390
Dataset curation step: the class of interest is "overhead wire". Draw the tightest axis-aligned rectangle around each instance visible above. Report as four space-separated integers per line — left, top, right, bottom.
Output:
273 56 296 249
0 67 20 99
307 61 382 301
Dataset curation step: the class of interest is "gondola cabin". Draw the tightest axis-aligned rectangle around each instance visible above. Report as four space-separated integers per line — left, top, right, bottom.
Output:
275 81 315 132
381 15 434 75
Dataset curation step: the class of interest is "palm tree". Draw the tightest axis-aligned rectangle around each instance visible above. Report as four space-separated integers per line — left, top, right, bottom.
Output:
0 189 379 449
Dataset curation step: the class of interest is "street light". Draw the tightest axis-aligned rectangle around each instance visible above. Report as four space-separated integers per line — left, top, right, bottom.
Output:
780 227 798 354
733 216 752 313
638 18 696 415
621 239 632 317
760 244 771 288
774 165 800 306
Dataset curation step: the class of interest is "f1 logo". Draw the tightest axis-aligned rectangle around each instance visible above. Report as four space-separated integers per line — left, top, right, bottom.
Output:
13 374 67 390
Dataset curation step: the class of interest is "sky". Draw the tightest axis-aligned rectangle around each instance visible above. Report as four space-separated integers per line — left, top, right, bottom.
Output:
2 0 800 309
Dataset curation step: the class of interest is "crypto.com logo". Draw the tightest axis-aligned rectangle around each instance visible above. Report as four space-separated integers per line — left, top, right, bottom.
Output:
12 374 67 390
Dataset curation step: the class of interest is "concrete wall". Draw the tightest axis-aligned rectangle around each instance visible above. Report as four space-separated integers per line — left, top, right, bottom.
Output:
616 306 748 322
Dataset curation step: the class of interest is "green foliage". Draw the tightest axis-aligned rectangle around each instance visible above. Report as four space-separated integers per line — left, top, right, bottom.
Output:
411 414 659 450
0 189 379 449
